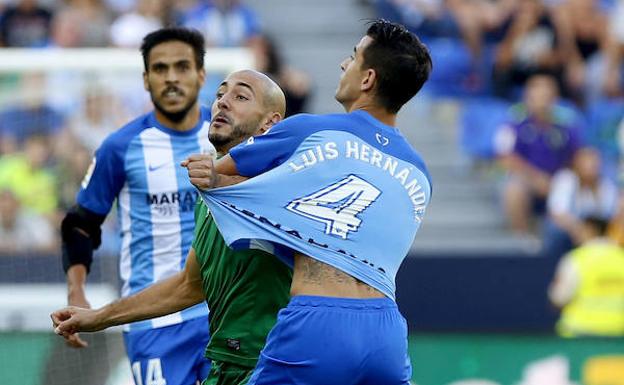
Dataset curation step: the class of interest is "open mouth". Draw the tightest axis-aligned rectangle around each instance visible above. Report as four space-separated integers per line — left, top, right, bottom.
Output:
212 114 230 125
163 87 184 98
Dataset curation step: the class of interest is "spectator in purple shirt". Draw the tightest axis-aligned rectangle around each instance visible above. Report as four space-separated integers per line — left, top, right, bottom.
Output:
495 74 581 237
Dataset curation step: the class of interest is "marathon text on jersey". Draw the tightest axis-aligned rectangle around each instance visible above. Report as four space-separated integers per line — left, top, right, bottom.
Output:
146 189 199 215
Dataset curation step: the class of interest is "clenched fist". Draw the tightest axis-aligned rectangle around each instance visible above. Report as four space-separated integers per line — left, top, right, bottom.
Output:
50 306 106 345
181 153 219 190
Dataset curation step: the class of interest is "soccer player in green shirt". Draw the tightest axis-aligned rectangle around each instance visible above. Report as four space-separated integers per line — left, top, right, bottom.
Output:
51 69 292 385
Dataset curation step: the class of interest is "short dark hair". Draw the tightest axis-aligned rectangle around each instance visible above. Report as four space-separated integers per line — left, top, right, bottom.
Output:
140 27 206 71
363 20 432 113
583 216 610 236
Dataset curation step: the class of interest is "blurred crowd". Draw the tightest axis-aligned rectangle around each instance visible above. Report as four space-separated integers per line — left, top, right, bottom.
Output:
0 0 311 256
372 0 624 337
375 0 624 104
1 0 623 263
375 0 624 261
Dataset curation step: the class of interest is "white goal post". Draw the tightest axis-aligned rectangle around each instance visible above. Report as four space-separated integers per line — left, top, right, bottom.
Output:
0 47 254 73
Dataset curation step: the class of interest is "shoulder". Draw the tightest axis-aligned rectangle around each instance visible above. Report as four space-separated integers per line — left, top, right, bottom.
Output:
275 112 321 127
273 112 355 132
266 112 362 145
98 113 150 154
553 168 576 182
550 169 577 197
389 134 432 185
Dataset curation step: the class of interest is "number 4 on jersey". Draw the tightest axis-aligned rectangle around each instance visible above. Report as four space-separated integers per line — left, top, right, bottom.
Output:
286 175 381 239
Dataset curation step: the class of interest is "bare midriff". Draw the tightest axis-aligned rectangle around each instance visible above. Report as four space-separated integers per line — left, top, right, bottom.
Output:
290 253 386 298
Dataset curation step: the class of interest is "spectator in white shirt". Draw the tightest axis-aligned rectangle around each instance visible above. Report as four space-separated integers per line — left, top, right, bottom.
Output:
110 0 165 48
543 147 619 258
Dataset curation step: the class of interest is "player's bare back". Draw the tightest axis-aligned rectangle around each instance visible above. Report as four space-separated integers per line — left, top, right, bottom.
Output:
291 253 386 298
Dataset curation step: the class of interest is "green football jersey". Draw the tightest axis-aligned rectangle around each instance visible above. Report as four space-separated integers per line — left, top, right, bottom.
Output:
192 200 292 368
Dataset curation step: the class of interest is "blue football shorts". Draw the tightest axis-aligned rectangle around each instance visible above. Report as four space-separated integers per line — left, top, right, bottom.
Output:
247 295 412 385
123 316 211 385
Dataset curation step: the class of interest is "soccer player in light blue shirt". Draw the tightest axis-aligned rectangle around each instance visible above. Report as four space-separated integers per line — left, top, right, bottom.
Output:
185 20 433 385
60 28 214 385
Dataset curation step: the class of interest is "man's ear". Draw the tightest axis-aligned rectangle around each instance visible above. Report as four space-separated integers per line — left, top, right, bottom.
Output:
258 112 283 135
360 68 376 93
143 71 149 91
198 67 206 87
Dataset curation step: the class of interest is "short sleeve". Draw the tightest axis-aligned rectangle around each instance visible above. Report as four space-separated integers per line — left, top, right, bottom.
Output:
229 115 310 177
494 124 517 156
76 134 127 215
547 170 576 216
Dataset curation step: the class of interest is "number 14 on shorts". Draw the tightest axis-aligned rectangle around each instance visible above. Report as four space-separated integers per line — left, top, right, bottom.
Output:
132 358 167 385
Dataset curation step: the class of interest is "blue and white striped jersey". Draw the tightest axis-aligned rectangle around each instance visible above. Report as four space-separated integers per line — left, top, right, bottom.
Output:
78 107 215 330
200 110 432 300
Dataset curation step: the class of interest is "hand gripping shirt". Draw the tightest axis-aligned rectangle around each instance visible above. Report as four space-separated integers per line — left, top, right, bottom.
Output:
77 107 215 330
200 110 432 299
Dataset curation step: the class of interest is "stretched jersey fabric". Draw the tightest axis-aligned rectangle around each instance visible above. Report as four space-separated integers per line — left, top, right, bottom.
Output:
193 201 291 368
200 110 432 299
77 107 215 331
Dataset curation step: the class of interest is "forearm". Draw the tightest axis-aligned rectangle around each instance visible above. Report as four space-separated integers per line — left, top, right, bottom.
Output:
214 174 249 188
213 155 249 187
66 264 88 301
95 273 204 329
504 155 548 179
551 213 581 234
502 155 551 195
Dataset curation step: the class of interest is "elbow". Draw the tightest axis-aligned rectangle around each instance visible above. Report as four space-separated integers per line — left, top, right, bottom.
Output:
179 279 204 307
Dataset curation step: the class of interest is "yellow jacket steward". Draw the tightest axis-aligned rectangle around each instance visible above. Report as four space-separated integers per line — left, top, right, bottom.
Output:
558 242 624 337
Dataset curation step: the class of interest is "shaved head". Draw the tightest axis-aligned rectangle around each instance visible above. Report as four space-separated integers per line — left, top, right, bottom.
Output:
209 69 286 154
234 69 286 116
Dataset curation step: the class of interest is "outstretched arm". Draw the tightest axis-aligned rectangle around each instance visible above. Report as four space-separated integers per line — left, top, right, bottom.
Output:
52 248 205 339
61 205 106 347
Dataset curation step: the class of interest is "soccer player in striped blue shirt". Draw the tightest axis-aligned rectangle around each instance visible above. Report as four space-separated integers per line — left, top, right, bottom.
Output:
60 27 214 385
185 20 433 384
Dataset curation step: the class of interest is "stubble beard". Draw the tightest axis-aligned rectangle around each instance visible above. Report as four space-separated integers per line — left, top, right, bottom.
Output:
209 120 260 154
151 86 199 123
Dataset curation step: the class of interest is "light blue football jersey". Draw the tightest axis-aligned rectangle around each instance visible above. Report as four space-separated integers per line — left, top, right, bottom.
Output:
200 110 431 299
78 107 215 330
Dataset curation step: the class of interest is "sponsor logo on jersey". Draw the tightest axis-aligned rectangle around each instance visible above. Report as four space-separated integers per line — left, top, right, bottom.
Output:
375 133 389 146
148 161 171 172
146 189 199 215
226 338 241 351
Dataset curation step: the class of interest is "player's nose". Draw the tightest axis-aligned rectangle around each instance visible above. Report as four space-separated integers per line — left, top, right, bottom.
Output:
217 95 230 110
340 58 349 71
